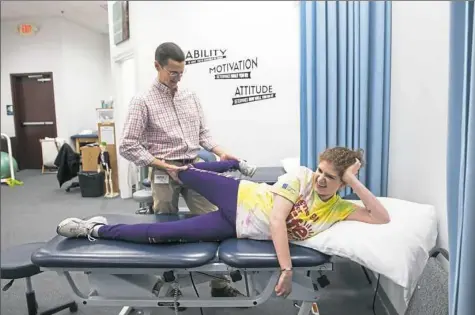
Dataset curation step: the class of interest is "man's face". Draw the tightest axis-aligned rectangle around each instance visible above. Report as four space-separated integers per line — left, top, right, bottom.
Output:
155 59 185 89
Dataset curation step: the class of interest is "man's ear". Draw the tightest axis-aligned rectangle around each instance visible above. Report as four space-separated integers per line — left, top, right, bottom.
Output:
154 61 160 71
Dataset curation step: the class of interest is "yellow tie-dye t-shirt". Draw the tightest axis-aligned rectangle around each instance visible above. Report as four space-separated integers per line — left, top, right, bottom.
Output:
235 166 357 241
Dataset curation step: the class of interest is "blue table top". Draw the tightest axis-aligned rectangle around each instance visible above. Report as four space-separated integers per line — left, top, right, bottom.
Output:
230 166 286 185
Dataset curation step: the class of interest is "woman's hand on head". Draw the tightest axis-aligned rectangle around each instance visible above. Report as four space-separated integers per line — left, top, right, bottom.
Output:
342 158 361 183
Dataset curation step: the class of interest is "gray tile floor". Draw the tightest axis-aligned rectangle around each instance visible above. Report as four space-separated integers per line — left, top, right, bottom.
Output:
1 170 389 315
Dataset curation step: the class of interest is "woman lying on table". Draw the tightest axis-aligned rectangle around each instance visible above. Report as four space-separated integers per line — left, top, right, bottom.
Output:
56 146 390 298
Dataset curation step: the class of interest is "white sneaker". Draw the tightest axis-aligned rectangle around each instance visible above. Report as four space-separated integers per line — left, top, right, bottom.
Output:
239 160 257 178
56 216 108 240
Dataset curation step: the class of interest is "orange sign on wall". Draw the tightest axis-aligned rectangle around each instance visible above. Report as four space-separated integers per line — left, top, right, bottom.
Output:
17 24 38 36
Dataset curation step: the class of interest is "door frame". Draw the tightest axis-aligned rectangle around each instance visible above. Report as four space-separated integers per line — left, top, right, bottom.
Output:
113 49 135 199
10 71 58 139
10 72 58 169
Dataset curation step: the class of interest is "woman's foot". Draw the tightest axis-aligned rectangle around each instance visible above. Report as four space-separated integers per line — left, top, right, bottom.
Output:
238 160 257 177
57 216 108 240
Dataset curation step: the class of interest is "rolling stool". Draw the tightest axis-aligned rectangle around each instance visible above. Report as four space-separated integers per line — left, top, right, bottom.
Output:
134 178 154 214
1 242 78 315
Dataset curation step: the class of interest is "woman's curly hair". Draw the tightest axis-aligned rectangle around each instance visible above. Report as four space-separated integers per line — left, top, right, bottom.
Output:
318 147 365 178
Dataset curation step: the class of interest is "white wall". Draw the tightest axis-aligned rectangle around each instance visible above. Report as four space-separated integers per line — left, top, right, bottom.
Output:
59 19 113 140
1 17 61 136
387 1 450 314
1 17 112 142
107 1 139 198
115 57 136 199
389 0 449 262
111 1 301 166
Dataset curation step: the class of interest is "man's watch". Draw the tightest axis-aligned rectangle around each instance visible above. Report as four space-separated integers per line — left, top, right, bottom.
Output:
280 267 293 272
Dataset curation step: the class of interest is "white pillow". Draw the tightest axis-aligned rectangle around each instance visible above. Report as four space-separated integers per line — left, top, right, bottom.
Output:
281 157 300 174
292 197 438 301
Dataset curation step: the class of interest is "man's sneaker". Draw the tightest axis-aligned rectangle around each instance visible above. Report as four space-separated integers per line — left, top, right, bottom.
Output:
56 216 108 240
239 160 257 178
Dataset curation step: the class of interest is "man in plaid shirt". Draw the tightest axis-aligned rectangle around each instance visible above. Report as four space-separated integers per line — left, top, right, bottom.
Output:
119 42 256 302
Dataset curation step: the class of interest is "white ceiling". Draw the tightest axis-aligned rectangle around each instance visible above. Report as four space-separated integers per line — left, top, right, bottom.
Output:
0 1 109 34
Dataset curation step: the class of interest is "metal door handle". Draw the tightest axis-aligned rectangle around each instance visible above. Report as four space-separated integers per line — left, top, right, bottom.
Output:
22 121 54 126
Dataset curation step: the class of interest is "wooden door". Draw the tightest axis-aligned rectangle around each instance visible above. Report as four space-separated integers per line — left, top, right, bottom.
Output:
11 73 58 169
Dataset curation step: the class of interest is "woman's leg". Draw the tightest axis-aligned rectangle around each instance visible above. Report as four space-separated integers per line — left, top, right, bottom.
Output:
57 211 236 243
190 160 241 173
178 166 240 223
99 211 235 243
191 159 256 177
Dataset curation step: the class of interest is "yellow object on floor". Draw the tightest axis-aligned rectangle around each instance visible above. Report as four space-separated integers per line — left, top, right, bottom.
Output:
4 178 23 187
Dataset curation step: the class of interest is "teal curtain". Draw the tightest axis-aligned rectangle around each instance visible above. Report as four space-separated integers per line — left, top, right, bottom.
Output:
448 2 475 314
300 1 391 196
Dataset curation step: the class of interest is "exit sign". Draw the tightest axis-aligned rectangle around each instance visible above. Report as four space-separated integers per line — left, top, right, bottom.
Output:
17 24 38 36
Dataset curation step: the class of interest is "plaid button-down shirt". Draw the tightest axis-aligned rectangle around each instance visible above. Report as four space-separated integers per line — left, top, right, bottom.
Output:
119 79 217 166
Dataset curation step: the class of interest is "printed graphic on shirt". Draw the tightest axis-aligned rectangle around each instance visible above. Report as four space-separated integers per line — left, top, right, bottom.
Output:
271 173 301 203
235 166 357 241
286 199 315 240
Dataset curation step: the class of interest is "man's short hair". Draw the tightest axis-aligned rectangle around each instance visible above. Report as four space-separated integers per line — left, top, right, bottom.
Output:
155 42 185 66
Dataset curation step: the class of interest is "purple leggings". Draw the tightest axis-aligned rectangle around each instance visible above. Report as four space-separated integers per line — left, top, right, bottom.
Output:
97 160 241 243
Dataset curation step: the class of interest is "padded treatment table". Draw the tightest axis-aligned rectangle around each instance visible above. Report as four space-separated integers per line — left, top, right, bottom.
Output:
234 166 286 184
32 213 332 315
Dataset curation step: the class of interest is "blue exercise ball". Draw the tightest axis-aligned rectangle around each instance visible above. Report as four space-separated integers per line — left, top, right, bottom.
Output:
0 151 19 179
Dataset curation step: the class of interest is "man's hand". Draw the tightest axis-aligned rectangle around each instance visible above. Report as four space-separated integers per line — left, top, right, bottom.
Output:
210 145 240 161
219 152 240 161
342 158 361 184
164 164 189 183
275 270 293 298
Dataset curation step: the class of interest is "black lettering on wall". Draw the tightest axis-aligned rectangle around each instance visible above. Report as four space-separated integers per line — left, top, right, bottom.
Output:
185 48 277 105
185 49 227 65
210 58 258 80
232 85 276 105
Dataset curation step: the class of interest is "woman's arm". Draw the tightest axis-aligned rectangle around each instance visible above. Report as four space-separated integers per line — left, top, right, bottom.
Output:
343 160 390 224
345 175 390 224
270 194 295 297
270 194 294 270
